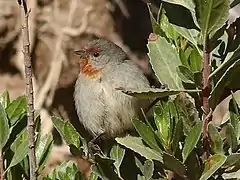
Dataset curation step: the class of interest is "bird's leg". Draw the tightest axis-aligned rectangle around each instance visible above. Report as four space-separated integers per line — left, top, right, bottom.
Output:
87 133 105 158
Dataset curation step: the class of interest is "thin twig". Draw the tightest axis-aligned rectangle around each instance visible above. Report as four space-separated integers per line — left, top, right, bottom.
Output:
18 0 37 179
202 35 212 157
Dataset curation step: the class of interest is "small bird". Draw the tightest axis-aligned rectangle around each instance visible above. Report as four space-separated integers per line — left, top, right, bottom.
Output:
74 38 150 141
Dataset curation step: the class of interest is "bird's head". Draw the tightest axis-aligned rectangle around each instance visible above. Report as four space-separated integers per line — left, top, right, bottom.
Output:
75 38 126 78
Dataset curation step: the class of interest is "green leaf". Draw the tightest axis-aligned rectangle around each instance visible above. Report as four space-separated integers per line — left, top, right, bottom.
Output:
147 34 183 89
223 153 240 168
225 123 238 152
93 154 119 180
132 119 161 152
210 59 240 108
7 129 28 170
47 161 83 180
36 134 53 172
0 90 10 109
0 103 10 150
195 0 229 40
89 171 99 180
6 96 27 126
200 154 227 180
208 123 223 154
210 47 240 78
135 158 154 180
189 49 203 72
182 121 203 162
116 136 163 162
174 95 199 135
229 96 240 140
172 119 183 154
177 65 195 84
122 88 200 99
142 160 154 180
154 102 175 150
110 144 125 177
172 25 201 54
163 152 187 177
51 116 81 150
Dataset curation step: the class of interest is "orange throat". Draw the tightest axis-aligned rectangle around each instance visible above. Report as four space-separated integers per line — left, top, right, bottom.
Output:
78 57 103 79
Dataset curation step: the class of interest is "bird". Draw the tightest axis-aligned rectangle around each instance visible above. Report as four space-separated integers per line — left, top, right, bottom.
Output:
74 38 151 143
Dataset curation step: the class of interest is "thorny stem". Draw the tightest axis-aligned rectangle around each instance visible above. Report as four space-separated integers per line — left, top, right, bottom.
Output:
18 0 37 179
202 35 212 157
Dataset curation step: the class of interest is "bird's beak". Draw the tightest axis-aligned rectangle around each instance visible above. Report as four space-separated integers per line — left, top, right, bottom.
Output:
74 50 86 57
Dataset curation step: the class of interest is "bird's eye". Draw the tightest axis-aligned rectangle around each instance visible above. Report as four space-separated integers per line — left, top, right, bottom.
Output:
93 52 100 57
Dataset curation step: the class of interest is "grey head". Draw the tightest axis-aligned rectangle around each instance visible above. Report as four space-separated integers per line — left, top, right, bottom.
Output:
75 38 127 69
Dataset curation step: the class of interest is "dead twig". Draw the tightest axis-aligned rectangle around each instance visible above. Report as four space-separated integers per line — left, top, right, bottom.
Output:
18 0 37 179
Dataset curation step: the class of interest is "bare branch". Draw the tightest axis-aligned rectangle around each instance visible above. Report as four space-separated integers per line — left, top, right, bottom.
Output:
18 0 37 179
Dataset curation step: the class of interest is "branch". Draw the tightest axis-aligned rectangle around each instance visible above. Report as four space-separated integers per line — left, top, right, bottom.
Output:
202 35 212 157
18 0 37 179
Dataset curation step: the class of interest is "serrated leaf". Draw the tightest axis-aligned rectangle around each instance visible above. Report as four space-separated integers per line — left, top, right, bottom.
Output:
195 0 229 39
0 90 10 109
223 153 240 168
182 121 203 162
116 136 163 162
147 34 183 89
6 96 27 126
110 143 125 177
163 152 187 177
122 88 200 99
36 134 53 172
132 119 161 152
208 123 223 154
51 116 81 151
200 154 227 180
0 103 10 150
225 123 238 152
